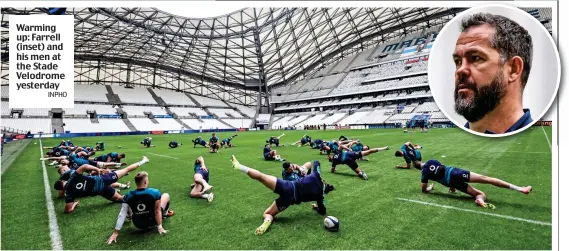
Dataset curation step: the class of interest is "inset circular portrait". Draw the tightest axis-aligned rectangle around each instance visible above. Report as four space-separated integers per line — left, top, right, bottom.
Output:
428 4 560 137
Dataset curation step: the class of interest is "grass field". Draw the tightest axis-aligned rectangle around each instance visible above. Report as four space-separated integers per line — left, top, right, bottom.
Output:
1 127 552 250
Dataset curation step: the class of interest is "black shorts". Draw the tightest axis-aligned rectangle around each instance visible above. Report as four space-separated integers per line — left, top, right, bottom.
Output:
344 152 361 170
101 171 119 186
449 167 471 193
264 153 274 161
94 156 106 162
196 169 210 183
132 205 169 229
101 186 117 201
133 217 157 230
274 179 297 211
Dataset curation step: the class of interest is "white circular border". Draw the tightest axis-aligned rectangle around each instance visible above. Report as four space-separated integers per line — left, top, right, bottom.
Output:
428 4 561 138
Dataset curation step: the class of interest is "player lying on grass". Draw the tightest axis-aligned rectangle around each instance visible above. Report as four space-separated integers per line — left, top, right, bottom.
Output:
53 156 149 213
282 161 312 181
56 165 130 196
395 142 423 169
44 147 87 165
291 135 312 147
106 171 174 245
189 156 214 202
327 147 389 180
141 137 156 148
209 133 220 153
221 134 238 148
263 144 286 162
309 139 324 149
91 152 126 163
345 141 370 161
320 140 355 155
44 146 72 158
55 140 74 149
266 133 285 147
230 155 335 235
420 159 532 209
318 141 330 154
192 136 208 148
45 144 92 157
42 152 125 170
95 141 105 151
168 141 182 148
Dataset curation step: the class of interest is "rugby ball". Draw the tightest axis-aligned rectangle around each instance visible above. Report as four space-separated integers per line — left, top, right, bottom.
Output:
324 216 339 232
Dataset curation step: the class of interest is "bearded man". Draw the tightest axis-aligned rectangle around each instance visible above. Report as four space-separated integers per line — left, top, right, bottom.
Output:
453 13 533 134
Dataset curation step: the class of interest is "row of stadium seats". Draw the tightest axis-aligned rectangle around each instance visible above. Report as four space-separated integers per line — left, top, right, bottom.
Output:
129 118 185 131
0 117 253 134
152 88 196 106
231 104 256 118
169 107 209 117
414 102 440 112
275 89 431 111
208 108 242 118
271 112 349 129
71 84 251 112
272 57 428 103
113 87 157 105
190 94 230 108
122 105 169 116
2 118 52 134
64 119 130 133
74 84 109 102
63 104 118 116
271 99 448 128
331 74 427 95
2 103 252 119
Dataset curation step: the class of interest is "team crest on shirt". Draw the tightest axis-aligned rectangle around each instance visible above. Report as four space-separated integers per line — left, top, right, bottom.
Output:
137 204 146 212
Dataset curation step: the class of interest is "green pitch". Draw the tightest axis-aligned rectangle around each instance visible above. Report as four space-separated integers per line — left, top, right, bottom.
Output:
1 127 552 250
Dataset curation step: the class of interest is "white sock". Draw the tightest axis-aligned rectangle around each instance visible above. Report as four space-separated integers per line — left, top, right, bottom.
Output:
509 184 522 192
239 165 249 174
118 183 128 189
264 217 272 223
201 194 209 199
137 158 148 166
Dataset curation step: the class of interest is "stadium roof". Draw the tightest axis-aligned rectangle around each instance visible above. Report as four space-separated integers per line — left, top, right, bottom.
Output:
1 7 464 105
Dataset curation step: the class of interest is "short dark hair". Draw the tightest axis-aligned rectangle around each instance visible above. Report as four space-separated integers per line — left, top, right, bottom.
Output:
282 162 291 170
394 151 404 157
119 153 126 158
460 13 533 88
54 180 64 190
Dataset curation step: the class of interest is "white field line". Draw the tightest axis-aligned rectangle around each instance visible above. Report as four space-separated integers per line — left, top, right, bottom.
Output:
541 126 552 151
148 153 180 159
39 139 64 250
397 198 551 226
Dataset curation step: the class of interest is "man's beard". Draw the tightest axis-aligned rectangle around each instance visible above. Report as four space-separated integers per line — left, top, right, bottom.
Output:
454 71 506 123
